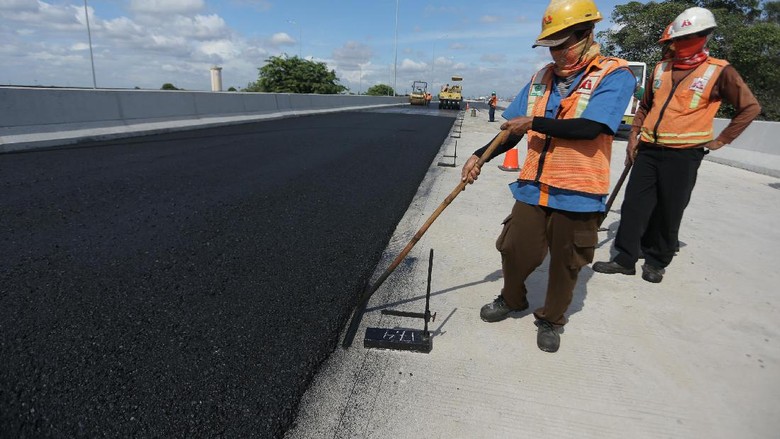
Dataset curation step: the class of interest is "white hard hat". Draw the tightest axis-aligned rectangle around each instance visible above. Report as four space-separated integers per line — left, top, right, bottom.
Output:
669 7 717 40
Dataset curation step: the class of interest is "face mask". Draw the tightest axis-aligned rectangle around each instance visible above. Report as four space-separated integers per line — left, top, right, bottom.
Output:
671 36 707 59
550 35 589 70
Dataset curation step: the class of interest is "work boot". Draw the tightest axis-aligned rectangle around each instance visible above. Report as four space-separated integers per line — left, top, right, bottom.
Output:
480 295 528 322
641 264 665 283
535 320 560 353
592 260 636 275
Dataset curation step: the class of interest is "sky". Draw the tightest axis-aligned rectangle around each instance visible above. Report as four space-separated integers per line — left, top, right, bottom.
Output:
0 0 643 99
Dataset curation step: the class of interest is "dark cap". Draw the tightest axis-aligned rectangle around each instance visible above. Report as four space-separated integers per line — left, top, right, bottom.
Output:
533 22 594 48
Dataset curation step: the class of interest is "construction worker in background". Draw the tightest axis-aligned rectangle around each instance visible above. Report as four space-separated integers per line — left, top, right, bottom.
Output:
593 7 760 283
488 92 498 122
460 0 635 352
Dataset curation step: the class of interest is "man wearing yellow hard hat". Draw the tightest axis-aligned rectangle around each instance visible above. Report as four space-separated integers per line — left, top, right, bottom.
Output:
461 0 636 352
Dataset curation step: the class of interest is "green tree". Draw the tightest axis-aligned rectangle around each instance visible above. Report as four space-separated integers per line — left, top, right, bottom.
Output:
365 84 395 96
599 0 780 120
245 55 346 94
766 1 780 23
161 83 179 90
227 86 237 92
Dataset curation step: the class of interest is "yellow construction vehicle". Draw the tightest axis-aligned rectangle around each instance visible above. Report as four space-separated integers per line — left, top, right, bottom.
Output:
409 81 429 106
438 76 463 110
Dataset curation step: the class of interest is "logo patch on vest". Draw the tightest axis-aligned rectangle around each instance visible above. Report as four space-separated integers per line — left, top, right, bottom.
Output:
689 77 708 93
653 78 662 90
577 75 600 94
530 84 546 97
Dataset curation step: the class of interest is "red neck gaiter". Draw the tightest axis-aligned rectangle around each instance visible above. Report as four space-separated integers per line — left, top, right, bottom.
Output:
672 36 708 70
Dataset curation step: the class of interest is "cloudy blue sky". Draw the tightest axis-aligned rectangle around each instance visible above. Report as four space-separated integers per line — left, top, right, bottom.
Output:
0 0 645 98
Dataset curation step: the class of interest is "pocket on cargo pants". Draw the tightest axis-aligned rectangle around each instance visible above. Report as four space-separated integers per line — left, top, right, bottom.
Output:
569 229 597 270
495 214 512 252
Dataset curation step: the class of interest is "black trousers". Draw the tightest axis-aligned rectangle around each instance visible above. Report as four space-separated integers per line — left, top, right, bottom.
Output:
614 144 706 269
489 106 495 121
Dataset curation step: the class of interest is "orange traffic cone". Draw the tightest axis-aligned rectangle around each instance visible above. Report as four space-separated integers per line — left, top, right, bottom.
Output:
498 148 520 172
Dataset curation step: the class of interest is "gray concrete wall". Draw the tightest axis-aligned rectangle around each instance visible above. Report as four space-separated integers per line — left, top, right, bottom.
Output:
710 118 780 177
0 87 406 152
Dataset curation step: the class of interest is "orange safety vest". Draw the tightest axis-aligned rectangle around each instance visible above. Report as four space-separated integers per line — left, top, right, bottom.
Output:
520 56 628 195
489 96 497 108
640 57 729 148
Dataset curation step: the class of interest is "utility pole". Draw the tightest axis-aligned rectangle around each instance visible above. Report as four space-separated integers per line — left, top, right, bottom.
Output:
393 0 399 96
83 0 97 88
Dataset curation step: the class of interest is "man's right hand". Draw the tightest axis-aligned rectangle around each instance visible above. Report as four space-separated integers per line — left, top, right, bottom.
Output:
625 133 640 166
461 155 481 184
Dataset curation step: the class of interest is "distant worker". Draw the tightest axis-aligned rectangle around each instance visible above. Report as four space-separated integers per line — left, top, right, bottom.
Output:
460 0 635 352
593 7 761 283
488 92 498 122
441 83 450 92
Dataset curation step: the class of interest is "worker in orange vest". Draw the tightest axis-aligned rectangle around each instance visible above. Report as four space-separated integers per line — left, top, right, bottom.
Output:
488 92 498 122
460 0 635 352
593 7 761 283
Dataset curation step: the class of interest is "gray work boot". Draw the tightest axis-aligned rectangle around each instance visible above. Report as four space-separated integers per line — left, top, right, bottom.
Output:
535 320 560 353
480 295 528 322
592 260 636 275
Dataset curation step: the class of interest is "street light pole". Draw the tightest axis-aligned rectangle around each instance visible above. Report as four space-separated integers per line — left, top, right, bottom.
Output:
393 0 398 96
83 0 97 88
287 20 301 57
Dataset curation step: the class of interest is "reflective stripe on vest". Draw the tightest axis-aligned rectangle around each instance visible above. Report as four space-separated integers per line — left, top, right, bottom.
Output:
572 60 616 117
640 58 727 148
526 72 547 115
690 64 718 108
519 57 627 195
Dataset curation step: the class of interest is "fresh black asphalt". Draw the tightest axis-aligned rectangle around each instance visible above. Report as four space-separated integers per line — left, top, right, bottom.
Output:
0 110 456 438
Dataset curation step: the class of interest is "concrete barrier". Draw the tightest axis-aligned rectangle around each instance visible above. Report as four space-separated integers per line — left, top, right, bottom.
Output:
0 87 406 152
709 118 780 177
2 88 777 178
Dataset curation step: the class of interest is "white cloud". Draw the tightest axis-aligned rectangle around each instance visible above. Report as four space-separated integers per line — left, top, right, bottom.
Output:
129 0 205 15
480 15 501 24
332 41 372 68
169 14 230 40
271 32 295 46
70 42 90 51
198 39 240 61
480 54 506 64
399 58 427 72
230 0 272 11
0 0 39 12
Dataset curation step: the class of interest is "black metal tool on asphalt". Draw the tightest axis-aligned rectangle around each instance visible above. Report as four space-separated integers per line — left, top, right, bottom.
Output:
342 129 509 348
598 162 633 231
437 140 458 168
364 248 437 353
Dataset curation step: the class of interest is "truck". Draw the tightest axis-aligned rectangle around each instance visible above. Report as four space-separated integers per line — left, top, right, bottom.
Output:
409 81 429 106
438 76 463 110
619 61 648 133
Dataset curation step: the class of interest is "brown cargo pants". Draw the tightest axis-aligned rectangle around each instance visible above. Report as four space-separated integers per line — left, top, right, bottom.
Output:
496 201 600 326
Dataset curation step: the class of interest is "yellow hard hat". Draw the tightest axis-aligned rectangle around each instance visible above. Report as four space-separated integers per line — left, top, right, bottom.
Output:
535 0 603 47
